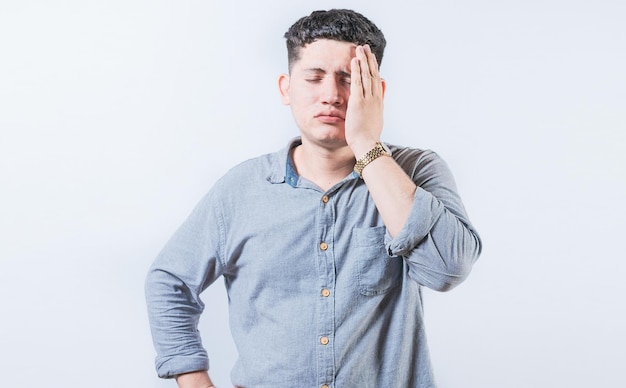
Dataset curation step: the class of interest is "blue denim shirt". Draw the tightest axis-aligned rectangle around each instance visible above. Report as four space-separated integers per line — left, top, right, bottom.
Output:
145 138 481 387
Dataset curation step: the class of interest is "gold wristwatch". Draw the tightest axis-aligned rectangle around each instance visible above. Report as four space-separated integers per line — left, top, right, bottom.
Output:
354 142 392 178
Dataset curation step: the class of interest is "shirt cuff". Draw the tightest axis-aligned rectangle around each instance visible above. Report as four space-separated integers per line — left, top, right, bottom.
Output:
156 354 209 379
385 187 443 257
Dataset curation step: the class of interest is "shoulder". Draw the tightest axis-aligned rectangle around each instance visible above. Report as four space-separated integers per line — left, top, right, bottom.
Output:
387 144 448 178
207 146 288 200
211 153 272 190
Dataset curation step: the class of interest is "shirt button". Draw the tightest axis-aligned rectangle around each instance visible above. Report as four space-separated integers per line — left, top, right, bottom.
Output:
321 289 330 297
322 195 329 203
320 242 328 251
320 336 329 345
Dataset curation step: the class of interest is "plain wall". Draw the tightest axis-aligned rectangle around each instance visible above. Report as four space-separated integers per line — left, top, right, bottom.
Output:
1 1 624 387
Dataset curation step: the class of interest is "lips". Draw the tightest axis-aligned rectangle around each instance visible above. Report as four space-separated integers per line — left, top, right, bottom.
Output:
315 111 344 118
315 111 345 123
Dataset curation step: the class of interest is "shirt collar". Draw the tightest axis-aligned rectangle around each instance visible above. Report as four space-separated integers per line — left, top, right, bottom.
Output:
266 136 359 187
266 137 302 186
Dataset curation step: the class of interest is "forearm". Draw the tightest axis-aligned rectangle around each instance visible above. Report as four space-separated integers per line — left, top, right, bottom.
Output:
145 268 209 377
356 143 417 237
363 147 483 290
389 187 482 291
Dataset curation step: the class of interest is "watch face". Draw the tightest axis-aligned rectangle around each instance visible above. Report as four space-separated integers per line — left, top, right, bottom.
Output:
381 142 392 156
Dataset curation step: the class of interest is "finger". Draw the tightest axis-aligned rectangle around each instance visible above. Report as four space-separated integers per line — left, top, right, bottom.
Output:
364 45 382 97
350 55 364 99
357 46 373 97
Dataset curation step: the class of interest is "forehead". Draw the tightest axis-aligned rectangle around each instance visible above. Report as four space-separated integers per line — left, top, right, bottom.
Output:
293 39 357 71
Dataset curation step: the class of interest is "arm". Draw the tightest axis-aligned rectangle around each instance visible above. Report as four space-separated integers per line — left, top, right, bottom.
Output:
388 149 482 291
346 45 481 291
345 45 416 238
145 192 226 378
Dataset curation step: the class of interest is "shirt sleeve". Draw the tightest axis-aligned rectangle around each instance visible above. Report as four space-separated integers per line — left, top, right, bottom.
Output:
144 191 226 378
386 149 482 291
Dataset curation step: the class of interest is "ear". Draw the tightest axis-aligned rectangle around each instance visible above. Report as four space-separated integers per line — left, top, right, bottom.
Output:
278 73 291 105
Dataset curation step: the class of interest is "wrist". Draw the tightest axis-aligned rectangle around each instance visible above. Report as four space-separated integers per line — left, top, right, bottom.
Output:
175 370 214 388
353 141 392 178
349 138 380 160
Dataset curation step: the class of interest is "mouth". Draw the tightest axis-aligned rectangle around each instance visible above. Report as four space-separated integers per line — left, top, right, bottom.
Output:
315 112 345 123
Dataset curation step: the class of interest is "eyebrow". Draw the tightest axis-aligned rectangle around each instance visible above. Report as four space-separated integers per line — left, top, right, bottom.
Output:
304 68 351 78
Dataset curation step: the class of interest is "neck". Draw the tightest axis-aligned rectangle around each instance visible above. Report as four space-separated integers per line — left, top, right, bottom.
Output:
292 140 355 191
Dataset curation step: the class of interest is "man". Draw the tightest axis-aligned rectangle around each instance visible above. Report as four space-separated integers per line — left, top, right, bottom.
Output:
146 9 481 388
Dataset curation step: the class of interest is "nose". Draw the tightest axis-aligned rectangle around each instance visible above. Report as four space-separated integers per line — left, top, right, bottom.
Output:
321 78 345 106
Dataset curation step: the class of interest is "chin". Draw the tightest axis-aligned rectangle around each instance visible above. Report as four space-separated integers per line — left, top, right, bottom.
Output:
298 123 348 147
312 131 345 143
316 127 346 142
315 137 349 151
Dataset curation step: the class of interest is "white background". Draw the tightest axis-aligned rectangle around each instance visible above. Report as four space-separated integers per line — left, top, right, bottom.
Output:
1 1 625 387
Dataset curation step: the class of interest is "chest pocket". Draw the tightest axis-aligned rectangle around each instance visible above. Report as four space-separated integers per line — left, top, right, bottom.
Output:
354 226 403 296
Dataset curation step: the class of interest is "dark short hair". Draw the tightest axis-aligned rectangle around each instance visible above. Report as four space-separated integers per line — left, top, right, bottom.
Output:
284 9 386 72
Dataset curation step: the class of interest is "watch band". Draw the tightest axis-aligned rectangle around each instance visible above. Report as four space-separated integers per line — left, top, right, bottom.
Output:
354 142 391 178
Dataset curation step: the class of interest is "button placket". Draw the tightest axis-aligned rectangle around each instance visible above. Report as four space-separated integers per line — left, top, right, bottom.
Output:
316 191 336 387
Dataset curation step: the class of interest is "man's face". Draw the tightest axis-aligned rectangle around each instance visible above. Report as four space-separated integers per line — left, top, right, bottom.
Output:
279 39 356 148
